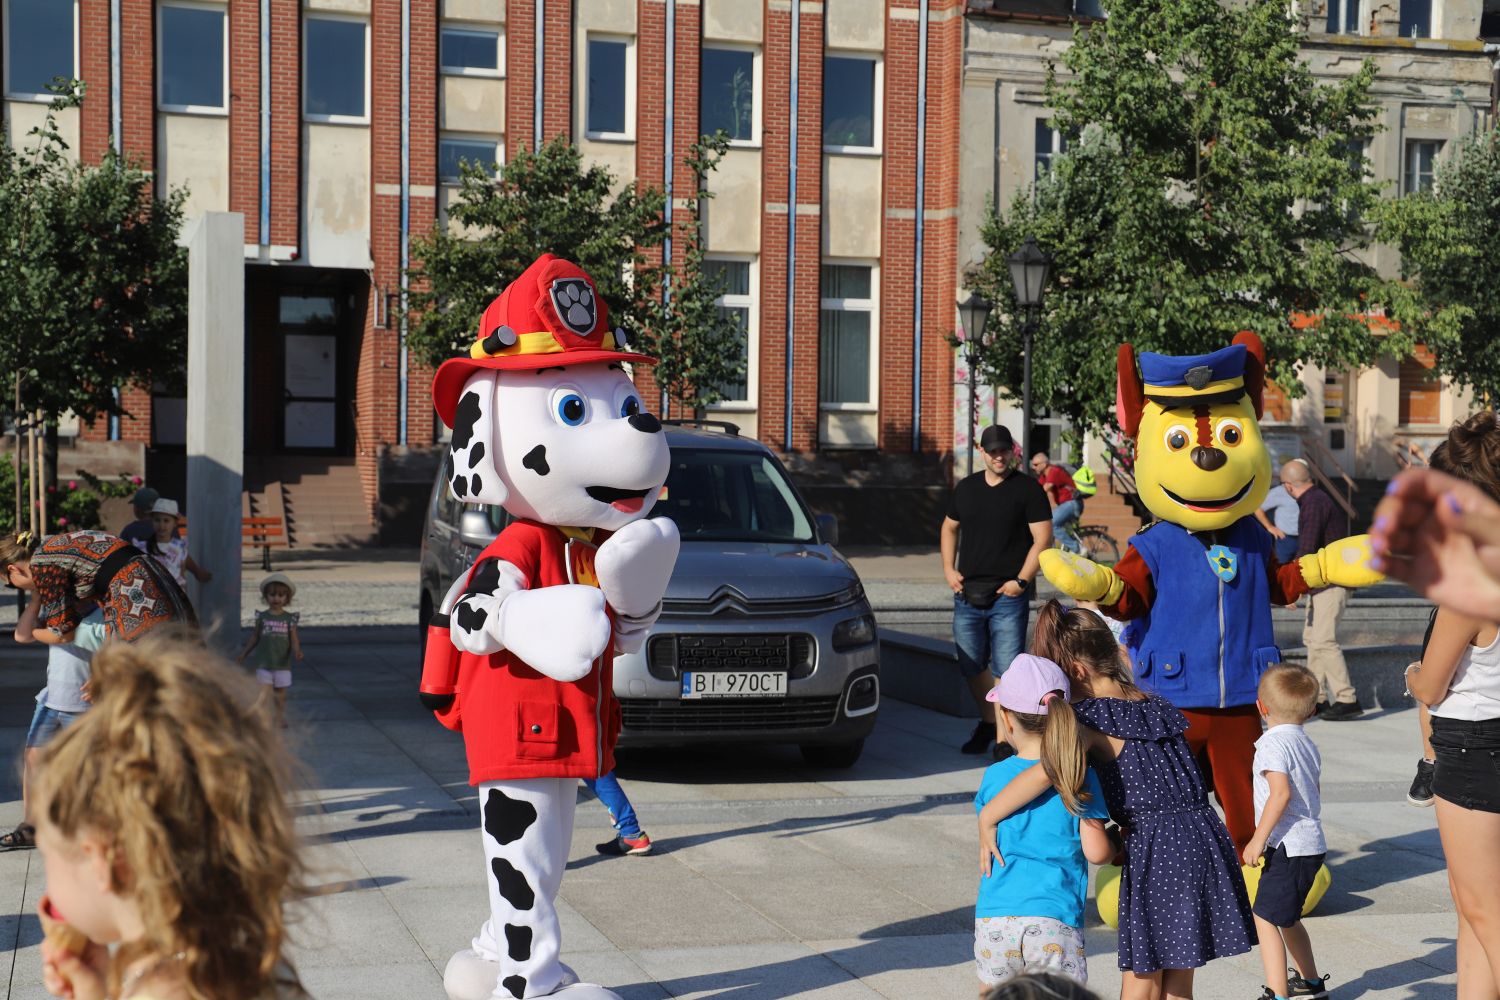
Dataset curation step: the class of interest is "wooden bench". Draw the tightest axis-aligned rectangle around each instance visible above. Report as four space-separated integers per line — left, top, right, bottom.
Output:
179 516 289 571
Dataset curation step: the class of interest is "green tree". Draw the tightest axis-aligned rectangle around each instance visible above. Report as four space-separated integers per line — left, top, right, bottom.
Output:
0 81 189 423
1378 131 1500 405
969 0 1459 434
406 136 744 412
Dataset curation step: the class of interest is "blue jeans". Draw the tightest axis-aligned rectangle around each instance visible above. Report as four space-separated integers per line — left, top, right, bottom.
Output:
582 770 641 837
1052 498 1084 554
26 699 83 749
953 592 1029 678
1273 534 1299 565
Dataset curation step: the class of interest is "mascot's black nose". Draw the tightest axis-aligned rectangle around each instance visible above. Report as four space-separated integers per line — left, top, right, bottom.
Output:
1191 446 1227 472
627 412 662 434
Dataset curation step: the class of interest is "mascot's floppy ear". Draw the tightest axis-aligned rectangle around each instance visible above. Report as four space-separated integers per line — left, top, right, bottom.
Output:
445 370 510 507
1116 343 1144 438
1232 330 1267 420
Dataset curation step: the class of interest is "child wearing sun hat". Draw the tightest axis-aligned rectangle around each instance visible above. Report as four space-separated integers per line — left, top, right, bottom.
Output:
238 573 303 727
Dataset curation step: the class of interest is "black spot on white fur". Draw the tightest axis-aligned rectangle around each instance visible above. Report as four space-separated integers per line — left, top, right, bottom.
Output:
452 475 468 499
491 857 536 910
522 445 550 477
502 975 527 999
504 924 532 963
467 442 486 468
471 473 483 495
483 787 538 846
452 391 483 450
468 558 501 597
454 598 488 634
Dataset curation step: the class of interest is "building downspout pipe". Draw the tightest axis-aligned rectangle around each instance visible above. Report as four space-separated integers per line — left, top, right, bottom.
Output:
108 0 123 441
661 0 675 415
911 0 929 452
783 0 799 452
398 0 410 446
260 0 270 247
534 0 544 151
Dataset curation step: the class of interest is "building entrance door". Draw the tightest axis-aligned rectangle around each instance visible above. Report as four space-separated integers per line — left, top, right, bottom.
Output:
277 291 349 452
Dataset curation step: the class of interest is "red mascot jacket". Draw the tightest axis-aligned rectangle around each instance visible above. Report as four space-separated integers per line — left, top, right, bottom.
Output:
433 519 621 784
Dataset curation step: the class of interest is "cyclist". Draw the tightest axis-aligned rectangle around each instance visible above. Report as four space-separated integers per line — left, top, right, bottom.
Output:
1031 453 1083 554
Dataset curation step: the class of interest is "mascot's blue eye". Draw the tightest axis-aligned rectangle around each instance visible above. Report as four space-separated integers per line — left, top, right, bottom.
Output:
619 395 642 418
557 394 587 426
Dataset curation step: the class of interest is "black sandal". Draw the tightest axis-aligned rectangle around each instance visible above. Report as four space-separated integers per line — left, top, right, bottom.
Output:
0 823 35 851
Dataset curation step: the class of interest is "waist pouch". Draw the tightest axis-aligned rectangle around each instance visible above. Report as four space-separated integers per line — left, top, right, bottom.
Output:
962 580 1003 610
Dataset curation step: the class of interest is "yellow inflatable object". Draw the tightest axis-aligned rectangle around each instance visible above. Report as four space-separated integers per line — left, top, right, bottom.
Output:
1299 535 1385 590
1094 861 1331 929
1095 864 1122 929
1039 549 1124 605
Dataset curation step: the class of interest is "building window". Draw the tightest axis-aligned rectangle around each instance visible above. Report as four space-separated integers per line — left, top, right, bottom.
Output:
704 258 754 405
1325 0 1359 34
1399 344 1440 426
1074 0 1104 16
440 25 503 76
439 135 502 182
1034 121 1068 183
3 0 75 100
304 15 368 122
1404 139 1441 194
819 264 876 407
586 36 633 139
701 47 758 144
823 55 880 152
1400 0 1431 37
157 3 226 113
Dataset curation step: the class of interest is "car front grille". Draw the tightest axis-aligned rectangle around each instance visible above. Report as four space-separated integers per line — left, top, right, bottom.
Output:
621 695 842 733
646 633 816 680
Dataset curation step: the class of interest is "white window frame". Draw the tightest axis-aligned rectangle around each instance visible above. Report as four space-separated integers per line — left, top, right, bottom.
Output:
700 43 762 148
302 12 370 125
1399 0 1432 38
1323 0 1362 35
704 255 759 411
584 33 636 142
439 22 505 78
2 0 79 102
438 132 504 183
822 52 883 156
1403 138 1442 195
818 260 880 412
155 1 229 115
1034 119 1068 182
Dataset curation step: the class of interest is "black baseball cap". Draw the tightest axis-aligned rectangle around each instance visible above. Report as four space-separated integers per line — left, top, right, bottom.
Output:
979 425 1014 454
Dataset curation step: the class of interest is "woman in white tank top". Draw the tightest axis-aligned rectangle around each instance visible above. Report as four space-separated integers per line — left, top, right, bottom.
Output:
1403 410 1500 1000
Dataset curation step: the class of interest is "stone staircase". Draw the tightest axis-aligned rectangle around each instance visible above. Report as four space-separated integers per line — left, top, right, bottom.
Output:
244 456 376 549
1080 474 1148 551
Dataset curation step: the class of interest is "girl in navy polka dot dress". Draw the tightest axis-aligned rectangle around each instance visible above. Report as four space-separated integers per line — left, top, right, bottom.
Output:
979 602 1255 1000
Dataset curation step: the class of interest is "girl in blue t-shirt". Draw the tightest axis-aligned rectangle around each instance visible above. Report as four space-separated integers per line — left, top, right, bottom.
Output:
975 653 1116 989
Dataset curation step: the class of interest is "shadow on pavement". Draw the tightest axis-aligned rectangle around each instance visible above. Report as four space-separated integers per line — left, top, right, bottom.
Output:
1318 829 1445 917
1333 936 1454 1000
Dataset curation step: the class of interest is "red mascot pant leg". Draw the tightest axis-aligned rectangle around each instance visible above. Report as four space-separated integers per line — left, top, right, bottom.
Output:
1181 705 1262 851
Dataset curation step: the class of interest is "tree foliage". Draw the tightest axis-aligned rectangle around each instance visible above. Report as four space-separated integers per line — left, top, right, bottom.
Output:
0 82 189 422
1377 131 1500 405
969 0 1457 434
405 136 745 410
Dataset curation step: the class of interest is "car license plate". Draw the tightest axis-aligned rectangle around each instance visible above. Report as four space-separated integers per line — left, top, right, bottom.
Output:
680 671 788 699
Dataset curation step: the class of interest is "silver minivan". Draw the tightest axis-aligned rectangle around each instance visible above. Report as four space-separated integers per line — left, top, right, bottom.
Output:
418 423 880 767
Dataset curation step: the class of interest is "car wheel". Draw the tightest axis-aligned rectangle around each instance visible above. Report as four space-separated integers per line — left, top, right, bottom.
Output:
800 739 864 769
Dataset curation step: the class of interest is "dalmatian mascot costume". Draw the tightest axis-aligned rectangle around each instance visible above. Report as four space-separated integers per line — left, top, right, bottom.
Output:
423 254 678 1000
1039 332 1382 851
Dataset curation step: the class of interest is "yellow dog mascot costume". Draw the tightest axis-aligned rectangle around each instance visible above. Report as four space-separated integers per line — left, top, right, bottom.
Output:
1041 332 1381 854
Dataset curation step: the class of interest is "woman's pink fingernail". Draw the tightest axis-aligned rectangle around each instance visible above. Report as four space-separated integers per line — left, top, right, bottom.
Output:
1386 479 1400 495
1369 556 1385 573
1446 492 1463 515
1370 537 1386 556
1373 515 1391 534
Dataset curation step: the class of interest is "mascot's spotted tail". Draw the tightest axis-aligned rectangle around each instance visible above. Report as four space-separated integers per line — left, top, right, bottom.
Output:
426 254 679 1000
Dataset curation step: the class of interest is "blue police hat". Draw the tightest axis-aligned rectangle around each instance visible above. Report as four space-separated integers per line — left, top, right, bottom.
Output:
1137 343 1248 406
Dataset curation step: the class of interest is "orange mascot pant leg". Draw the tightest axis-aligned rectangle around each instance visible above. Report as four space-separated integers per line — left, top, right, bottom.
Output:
1181 705 1262 851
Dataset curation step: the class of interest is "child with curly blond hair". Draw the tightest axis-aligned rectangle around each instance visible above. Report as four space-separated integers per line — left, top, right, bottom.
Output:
32 634 307 1000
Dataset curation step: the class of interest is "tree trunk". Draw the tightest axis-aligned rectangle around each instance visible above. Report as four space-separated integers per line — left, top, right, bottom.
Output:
43 420 59 493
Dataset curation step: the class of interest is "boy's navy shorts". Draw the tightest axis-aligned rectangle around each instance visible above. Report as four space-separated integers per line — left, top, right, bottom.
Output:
1252 844 1325 928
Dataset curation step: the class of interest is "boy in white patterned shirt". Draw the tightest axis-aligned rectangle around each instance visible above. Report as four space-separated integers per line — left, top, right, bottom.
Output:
1244 665 1331 1000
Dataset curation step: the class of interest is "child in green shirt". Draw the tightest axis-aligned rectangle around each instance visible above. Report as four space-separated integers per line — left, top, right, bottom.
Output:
238 573 303 727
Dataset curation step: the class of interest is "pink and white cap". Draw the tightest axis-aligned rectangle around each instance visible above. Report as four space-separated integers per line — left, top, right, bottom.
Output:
986 653 1071 714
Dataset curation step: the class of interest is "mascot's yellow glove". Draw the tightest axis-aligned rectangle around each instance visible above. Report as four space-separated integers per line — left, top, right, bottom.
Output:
1298 534 1385 590
1039 549 1126 605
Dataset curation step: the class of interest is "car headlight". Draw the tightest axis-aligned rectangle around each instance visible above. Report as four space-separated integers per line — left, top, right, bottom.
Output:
826 581 867 607
832 614 877 651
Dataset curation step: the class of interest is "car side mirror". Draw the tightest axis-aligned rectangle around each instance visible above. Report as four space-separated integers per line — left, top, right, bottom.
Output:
815 512 839 547
458 508 497 548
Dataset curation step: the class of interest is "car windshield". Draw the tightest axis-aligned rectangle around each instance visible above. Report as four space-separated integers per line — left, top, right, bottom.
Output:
650 448 816 543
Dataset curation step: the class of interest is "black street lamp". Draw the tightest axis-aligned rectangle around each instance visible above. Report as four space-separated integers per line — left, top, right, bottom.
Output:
1006 236 1052 463
957 291 994 476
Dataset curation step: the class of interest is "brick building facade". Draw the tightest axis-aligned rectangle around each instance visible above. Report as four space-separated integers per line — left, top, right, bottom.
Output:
3 0 972 544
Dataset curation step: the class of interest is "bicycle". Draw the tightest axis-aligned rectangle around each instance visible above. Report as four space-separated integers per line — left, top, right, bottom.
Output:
1057 515 1121 566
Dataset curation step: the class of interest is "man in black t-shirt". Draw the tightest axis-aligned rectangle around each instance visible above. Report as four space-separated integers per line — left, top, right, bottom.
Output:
940 424 1052 755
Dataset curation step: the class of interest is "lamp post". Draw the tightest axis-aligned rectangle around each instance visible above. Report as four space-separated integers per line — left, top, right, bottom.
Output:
1006 235 1052 464
957 291 994 476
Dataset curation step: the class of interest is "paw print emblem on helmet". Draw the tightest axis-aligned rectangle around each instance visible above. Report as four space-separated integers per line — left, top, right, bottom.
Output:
550 277 598 336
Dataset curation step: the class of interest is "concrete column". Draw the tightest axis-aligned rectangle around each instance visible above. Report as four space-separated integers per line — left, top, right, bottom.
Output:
185 213 246 650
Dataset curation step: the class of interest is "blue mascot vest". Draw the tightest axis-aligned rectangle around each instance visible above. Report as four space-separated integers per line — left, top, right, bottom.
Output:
1125 518 1282 709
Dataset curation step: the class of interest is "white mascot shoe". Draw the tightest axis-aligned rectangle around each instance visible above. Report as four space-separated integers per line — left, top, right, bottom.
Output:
444 949 501 1000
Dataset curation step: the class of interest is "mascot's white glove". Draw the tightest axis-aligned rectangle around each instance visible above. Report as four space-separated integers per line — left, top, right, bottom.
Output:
496 585 612 682
597 518 680 653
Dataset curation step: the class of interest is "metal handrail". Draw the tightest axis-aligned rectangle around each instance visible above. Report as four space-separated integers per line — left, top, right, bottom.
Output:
1299 431 1356 522
1101 427 1137 497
